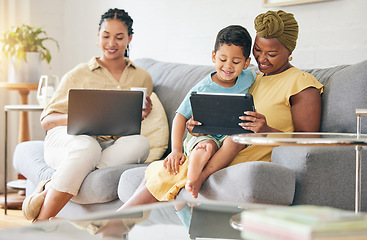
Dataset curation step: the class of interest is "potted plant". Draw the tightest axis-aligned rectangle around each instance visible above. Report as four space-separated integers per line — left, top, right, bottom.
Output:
0 24 59 83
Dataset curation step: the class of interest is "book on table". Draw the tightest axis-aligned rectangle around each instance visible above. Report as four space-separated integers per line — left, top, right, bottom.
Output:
241 205 367 240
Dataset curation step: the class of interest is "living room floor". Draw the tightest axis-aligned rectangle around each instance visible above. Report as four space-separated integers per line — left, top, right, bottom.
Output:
0 209 31 229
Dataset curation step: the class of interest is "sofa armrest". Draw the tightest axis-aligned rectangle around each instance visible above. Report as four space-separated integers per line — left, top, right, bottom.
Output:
271 145 367 210
13 141 55 184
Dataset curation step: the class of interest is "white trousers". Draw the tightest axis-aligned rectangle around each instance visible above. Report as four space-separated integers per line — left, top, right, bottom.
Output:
44 126 150 195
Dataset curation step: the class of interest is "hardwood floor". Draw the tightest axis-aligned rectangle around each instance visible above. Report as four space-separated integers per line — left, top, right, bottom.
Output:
0 208 31 229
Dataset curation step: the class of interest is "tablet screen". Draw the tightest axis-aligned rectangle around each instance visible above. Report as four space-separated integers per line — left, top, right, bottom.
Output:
190 92 255 135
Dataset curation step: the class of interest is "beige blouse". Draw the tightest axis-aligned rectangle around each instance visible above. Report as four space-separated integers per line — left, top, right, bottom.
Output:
41 57 153 120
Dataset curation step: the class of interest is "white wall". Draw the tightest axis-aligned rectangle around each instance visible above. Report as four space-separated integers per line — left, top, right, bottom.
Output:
30 0 367 80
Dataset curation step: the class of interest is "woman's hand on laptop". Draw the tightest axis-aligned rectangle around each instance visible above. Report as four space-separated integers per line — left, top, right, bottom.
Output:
142 95 152 120
186 116 204 137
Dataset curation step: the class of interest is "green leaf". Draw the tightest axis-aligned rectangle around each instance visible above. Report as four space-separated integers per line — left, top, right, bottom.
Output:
0 24 59 64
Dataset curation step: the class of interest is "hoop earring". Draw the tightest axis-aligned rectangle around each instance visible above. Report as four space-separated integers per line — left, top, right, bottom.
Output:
125 45 130 58
289 55 293 61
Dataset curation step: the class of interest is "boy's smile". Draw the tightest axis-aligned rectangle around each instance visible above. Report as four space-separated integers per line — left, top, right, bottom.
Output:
212 43 250 88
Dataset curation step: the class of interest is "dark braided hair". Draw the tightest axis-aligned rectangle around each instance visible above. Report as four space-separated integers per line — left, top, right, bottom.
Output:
98 8 134 36
214 25 252 59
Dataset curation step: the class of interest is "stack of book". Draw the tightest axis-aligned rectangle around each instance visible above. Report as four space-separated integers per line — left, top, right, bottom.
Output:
241 205 367 240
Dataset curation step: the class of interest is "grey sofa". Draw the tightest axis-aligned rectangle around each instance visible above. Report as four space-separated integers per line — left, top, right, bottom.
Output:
13 58 367 222
118 59 367 213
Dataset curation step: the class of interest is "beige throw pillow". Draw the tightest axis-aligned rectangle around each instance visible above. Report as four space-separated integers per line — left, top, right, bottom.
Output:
141 92 169 162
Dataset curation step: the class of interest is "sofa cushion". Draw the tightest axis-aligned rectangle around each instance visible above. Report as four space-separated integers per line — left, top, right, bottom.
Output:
179 161 295 205
118 166 148 203
305 60 367 133
71 164 143 204
118 162 295 206
141 92 169 162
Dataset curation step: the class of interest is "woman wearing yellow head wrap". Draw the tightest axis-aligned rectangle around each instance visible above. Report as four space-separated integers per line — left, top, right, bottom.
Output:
231 10 323 139
255 10 299 53
253 10 299 75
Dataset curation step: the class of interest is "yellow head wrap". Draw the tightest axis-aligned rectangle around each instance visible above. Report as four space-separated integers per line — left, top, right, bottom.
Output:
254 10 299 52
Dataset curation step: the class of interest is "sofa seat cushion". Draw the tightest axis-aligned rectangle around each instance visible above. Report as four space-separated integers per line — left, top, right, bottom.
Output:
118 161 295 206
71 164 145 204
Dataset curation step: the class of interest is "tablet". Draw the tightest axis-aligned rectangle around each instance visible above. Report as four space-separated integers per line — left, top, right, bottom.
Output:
190 91 255 135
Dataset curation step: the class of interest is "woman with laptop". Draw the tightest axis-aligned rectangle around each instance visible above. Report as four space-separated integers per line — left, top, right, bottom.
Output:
22 8 155 222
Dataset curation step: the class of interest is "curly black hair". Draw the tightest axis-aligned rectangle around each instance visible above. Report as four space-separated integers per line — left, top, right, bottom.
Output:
98 8 134 36
214 25 252 59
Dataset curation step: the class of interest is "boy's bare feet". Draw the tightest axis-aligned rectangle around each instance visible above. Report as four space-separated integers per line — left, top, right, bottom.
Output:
185 179 204 198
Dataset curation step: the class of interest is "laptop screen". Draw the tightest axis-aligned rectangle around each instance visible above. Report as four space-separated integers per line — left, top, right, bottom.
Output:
67 89 143 136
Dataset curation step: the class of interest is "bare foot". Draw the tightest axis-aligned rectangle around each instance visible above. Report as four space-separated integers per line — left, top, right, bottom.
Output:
185 179 204 199
187 141 216 182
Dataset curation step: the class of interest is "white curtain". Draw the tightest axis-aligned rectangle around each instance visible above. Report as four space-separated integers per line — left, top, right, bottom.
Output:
0 0 9 82
0 0 31 193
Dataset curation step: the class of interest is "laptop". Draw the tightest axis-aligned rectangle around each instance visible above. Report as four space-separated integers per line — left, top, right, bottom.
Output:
67 89 143 136
190 91 255 135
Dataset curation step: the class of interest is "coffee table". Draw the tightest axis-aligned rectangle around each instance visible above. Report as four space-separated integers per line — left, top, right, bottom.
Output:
0 200 272 240
0 201 187 240
231 132 367 213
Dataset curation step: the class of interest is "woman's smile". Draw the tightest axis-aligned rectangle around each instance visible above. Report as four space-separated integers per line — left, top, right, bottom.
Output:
106 48 118 54
258 63 271 72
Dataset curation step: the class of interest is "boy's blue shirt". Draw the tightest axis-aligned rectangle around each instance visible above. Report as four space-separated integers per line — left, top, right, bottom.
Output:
177 68 256 119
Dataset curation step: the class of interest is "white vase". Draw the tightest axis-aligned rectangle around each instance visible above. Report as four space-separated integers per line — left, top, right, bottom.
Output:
8 52 42 83
37 75 59 106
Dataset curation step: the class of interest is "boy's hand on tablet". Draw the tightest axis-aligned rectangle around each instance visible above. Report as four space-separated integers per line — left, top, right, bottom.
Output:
186 117 203 137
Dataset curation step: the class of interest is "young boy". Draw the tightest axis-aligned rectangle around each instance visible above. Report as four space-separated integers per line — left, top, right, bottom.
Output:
163 25 256 201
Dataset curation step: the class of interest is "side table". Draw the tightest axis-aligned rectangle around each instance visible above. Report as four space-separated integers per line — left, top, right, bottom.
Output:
356 109 367 138
355 109 367 213
3 105 44 214
0 83 39 143
231 132 367 213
